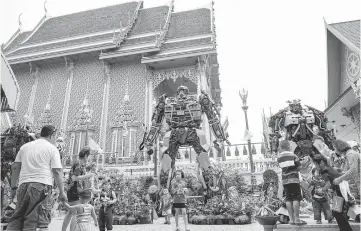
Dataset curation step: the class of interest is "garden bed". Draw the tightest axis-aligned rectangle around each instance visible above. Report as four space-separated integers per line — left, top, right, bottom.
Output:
187 196 253 225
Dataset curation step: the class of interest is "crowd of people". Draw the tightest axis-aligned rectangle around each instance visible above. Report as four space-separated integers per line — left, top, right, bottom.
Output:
277 139 360 231
4 125 192 231
3 124 360 231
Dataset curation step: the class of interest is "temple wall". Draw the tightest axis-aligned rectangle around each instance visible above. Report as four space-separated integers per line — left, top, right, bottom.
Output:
33 63 68 130
106 60 147 153
11 66 34 124
67 59 104 142
340 44 360 93
340 43 351 92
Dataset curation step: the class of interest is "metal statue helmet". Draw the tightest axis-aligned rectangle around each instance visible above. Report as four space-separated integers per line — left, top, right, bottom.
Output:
287 99 302 113
176 85 189 99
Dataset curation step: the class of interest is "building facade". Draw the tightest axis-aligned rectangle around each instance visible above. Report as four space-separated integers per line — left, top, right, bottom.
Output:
324 19 360 142
2 1 222 164
1 51 21 132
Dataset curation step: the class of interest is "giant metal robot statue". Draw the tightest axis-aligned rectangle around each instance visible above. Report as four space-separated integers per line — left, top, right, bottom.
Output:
140 85 230 195
268 99 335 199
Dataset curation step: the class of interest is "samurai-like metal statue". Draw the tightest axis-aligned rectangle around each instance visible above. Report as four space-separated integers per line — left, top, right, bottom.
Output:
140 85 230 193
268 99 335 201
268 99 334 158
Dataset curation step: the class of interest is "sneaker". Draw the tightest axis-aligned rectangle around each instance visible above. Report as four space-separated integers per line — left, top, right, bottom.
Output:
316 220 322 224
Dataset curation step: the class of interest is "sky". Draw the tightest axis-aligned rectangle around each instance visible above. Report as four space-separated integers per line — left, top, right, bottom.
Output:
1 0 360 145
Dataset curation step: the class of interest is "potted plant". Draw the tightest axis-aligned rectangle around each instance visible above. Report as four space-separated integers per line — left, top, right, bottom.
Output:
119 215 127 225
139 206 151 224
225 213 234 225
235 215 250 225
206 215 215 225
255 206 280 231
127 215 136 225
215 214 225 225
198 215 207 225
190 215 200 224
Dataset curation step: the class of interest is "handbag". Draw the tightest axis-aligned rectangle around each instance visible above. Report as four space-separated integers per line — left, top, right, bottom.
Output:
332 191 344 213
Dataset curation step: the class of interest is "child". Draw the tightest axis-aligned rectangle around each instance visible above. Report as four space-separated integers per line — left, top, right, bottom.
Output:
171 170 190 231
61 190 98 231
160 188 173 224
98 181 117 231
310 168 333 224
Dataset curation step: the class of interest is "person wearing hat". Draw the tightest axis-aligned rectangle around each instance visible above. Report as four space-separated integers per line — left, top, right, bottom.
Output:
6 125 67 231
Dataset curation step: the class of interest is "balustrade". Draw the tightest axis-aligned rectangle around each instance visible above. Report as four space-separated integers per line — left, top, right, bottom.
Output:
62 142 280 176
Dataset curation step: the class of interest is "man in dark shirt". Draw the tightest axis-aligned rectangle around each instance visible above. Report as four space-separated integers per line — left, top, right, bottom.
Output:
277 140 306 225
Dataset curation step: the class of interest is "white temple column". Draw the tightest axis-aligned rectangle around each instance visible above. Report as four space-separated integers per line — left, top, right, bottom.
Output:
144 77 148 127
99 63 111 150
25 66 39 125
60 61 74 131
198 59 212 148
148 78 153 127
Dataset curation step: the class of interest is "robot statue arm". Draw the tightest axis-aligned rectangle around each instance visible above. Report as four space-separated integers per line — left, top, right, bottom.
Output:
199 90 230 145
139 94 167 154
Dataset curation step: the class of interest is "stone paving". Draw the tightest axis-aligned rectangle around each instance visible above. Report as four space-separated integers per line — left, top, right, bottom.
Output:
49 216 264 231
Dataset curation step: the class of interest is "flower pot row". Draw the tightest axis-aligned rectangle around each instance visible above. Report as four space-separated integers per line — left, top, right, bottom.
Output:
189 215 251 225
113 216 151 225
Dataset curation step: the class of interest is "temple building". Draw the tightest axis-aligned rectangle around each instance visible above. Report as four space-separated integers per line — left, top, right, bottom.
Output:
1 51 21 132
1 0 222 164
324 19 360 142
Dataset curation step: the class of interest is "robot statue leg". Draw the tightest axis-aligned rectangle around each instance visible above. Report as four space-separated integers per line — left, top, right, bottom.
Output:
160 130 180 190
187 129 212 194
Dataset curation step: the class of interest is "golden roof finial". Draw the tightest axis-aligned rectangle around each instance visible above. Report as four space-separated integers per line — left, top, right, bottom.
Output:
18 13 23 30
44 0 48 17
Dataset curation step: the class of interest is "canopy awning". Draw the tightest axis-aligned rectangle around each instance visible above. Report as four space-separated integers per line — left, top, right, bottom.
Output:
1 51 20 111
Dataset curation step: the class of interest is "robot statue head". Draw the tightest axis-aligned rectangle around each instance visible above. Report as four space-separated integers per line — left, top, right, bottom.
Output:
177 85 189 100
287 99 302 113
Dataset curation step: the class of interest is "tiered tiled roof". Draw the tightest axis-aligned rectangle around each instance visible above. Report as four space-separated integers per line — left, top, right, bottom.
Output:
329 20 360 49
26 2 138 45
166 8 211 39
8 33 115 56
141 7 215 62
3 31 31 54
131 6 169 35
4 1 216 64
4 1 141 62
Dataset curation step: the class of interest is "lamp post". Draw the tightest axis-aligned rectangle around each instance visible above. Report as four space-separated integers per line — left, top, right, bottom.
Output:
239 88 255 192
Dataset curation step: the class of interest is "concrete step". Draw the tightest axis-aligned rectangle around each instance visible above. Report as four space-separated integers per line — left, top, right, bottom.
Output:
276 222 360 231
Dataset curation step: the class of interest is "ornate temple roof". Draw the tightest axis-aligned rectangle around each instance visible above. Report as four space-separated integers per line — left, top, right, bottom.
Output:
166 8 211 39
3 31 31 54
4 1 216 62
328 20 360 49
27 2 138 45
3 0 221 104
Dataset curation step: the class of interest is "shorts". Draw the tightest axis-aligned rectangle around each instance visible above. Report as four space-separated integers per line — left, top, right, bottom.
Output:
173 203 186 208
6 182 53 231
162 209 172 216
284 183 302 202
67 186 80 203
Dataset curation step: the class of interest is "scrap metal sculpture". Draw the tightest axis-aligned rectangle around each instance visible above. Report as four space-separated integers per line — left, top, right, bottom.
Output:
140 85 230 194
268 99 334 158
268 100 335 200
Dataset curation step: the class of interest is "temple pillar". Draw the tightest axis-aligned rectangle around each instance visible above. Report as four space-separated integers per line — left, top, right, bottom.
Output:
60 60 74 131
99 63 111 150
25 65 39 126
148 78 153 127
197 58 212 149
